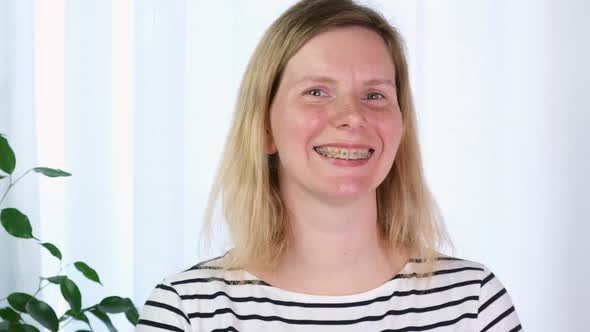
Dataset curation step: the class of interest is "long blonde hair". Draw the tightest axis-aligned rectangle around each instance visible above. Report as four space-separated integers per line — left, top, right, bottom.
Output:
200 0 452 279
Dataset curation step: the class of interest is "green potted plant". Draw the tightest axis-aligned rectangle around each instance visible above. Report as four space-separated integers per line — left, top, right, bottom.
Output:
0 134 139 332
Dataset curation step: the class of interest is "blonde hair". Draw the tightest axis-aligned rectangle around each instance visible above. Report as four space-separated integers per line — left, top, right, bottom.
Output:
200 0 452 281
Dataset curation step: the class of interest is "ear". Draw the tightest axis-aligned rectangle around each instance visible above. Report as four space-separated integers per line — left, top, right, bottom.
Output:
264 126 277 154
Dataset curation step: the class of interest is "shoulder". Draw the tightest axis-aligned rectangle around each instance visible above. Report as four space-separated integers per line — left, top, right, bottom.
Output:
404 254 489 281
410 254 514 298
419 255 522 331
160 252 254 294
137 253 248 331
423 255 513 294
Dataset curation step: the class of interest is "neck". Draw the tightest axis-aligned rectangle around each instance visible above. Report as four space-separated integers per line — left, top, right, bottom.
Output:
257 178 407 295
284 189 385 270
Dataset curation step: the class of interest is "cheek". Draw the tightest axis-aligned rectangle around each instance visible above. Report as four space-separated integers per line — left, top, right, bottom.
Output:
373 111 403 152
275 108 326 147
298 113 324 140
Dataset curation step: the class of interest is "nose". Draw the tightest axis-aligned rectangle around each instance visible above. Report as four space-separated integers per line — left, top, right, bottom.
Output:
330 98 367 130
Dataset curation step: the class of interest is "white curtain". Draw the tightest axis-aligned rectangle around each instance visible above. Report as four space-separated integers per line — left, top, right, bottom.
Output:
1 1 588 331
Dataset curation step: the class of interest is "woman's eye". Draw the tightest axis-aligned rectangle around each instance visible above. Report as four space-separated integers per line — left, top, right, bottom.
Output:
365 92 386 100
304 89 328 97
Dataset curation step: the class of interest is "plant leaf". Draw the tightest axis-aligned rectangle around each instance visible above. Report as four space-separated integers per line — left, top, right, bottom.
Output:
46 276 67 284
98 296 133 314
6 324 40 332
32 167 71 178
124 305 139 326
0 135 16 175
60 277 82 314
74 262 102 285
40 243 62 260
0 307 21 322
25 298 59 332
0 209 34 239
89 309 116 332
7 293 33 312
0 175 6 180
64 309 89 324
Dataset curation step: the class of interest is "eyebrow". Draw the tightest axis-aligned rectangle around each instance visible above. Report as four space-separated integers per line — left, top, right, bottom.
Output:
293 75 396 87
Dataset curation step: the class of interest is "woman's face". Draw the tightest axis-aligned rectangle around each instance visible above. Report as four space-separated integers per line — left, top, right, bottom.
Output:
268 26 403 202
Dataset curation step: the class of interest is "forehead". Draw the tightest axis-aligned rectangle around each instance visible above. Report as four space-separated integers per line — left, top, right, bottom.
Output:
283 26 396 83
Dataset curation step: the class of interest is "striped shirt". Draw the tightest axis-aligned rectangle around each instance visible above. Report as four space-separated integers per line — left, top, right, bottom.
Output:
137 253 522 331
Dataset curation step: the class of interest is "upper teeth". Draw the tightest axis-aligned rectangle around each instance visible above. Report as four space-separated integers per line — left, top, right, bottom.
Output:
314 147 373 160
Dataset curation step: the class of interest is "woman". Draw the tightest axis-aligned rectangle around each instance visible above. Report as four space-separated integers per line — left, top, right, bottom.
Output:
137 0 522 331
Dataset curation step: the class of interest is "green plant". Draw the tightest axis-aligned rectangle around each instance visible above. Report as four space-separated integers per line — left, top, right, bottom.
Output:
0 134 139 332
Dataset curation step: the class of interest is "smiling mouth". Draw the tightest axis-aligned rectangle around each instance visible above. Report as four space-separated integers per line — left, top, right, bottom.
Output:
313 146 375 160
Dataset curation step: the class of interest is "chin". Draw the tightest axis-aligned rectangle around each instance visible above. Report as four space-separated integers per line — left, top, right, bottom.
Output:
316 181 376 202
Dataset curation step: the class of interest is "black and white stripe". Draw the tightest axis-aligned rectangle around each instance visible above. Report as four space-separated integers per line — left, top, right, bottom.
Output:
137 254 522 331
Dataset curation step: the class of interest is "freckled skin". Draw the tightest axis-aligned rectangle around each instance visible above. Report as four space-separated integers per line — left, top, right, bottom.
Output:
268 26 403 203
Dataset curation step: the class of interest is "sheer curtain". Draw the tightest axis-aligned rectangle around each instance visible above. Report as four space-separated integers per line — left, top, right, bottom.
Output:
1 1 588 331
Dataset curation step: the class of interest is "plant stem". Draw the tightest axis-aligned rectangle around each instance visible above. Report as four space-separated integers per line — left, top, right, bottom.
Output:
32 263 72 300
0 175 12 207
58 317 74 330
0 169 32 207
59 263 72 274
31 277 44 298
22 277 49 309
14 277 45 324
12 169 32 187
